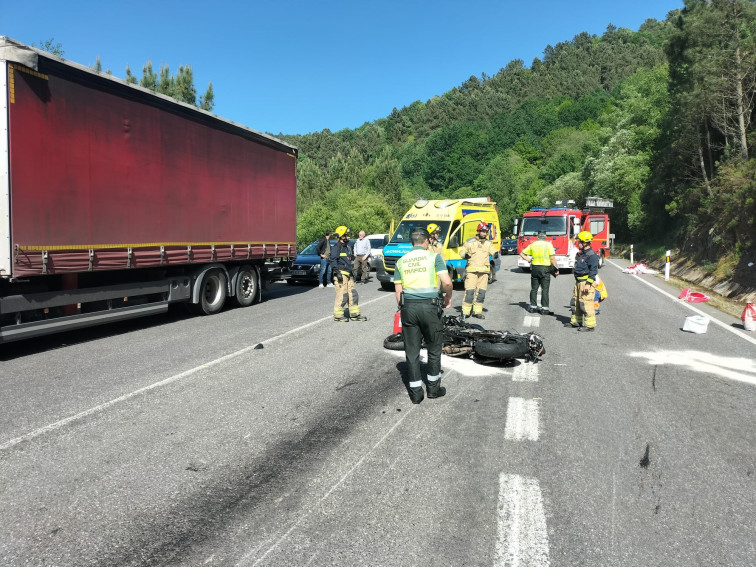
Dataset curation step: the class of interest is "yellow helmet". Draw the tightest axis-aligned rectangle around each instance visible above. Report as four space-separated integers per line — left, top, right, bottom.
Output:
577 230 593 243
334 225 350 239
427 223 440 234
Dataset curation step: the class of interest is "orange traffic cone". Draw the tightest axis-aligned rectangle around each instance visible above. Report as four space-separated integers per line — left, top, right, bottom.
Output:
393 310 402 334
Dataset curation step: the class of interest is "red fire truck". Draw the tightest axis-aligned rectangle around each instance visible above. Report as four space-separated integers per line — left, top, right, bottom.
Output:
515 197 612 271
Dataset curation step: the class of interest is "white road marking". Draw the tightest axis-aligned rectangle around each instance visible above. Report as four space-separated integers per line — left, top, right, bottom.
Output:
386 349 511 377
512 361 538 382
495 473 550 567
607 259 756 347
0 295 395 451
504 398 540 441
523 315 541 327
628 350 756 386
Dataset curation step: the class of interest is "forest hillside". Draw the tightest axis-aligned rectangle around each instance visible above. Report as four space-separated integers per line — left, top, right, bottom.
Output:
280 1 755 290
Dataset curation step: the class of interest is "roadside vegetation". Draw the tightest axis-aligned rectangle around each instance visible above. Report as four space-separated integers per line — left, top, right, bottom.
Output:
37 1 756 289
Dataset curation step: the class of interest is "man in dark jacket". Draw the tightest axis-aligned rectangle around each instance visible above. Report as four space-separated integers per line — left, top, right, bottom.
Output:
316 230 333 288
566 231 599 331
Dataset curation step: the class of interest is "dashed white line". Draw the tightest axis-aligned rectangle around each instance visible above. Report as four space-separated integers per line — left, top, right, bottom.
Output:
523 315 541 327
495 473 550 567
504 397 540 441
512 361 538 382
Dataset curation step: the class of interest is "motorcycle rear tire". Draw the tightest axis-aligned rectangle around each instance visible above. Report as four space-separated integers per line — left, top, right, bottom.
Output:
474 336 529 360
383 333 405 351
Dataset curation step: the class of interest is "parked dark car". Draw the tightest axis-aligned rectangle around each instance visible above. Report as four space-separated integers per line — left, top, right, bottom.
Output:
287 240 355 285
501 239 517 255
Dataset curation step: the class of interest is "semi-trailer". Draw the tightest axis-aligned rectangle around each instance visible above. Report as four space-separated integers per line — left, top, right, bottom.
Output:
0 37 297 343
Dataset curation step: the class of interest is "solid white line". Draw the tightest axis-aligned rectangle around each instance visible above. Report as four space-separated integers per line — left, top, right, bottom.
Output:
523 315 541 327
0 294 394 451
495 473 550 567
504 398 540 441
512 362 538 382
607 259 756 347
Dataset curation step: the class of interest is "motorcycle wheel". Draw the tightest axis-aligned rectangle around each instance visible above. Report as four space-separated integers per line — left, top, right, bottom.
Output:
383 333 405 351
474 336 529 360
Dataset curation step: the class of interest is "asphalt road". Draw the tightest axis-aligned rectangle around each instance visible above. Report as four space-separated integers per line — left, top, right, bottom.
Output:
1 256 755 566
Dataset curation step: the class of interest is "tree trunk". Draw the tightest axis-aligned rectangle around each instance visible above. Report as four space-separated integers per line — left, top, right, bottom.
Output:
734 45 749 160
697 134 712 196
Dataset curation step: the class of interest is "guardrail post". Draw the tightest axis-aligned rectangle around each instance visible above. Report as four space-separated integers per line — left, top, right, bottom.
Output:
630 244 634 265
665 250 671 281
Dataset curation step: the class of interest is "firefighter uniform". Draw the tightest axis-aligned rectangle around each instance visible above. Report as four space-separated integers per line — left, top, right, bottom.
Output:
394 245 448 403
570 245 599 329
462 235 494 318
330 235 365 321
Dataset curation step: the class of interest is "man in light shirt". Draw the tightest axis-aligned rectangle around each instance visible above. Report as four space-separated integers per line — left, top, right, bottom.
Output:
352 230 372 283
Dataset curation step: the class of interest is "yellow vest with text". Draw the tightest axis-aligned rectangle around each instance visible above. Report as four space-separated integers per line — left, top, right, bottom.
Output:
396 248 439 297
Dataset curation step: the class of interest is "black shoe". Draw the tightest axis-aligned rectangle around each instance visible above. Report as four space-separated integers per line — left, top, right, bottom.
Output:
426 382 446 399
408 387 424 404
350 315 367 321
540 307 552 315
334 316 350 322
472 313 485 319
577 326 595 332
527 306 538 313
563 322 579 328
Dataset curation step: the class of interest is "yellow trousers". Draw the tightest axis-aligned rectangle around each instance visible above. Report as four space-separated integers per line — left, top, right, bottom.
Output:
571 280 596 328
462 271 488 316
333 274 360 318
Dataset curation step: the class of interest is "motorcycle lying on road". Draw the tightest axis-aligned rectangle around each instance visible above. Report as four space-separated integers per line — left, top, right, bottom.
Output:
383 315 545 363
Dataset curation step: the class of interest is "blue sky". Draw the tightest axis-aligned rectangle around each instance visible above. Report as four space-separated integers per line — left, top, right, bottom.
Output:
3 0 682 136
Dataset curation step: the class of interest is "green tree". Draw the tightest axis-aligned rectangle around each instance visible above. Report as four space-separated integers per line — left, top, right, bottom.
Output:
124 65 137 84
140 61 158 91
33 38 64 57
199 83 215 111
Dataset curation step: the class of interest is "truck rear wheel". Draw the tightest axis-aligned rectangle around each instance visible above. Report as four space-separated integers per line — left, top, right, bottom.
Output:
195 270 227 315
233 266 258 307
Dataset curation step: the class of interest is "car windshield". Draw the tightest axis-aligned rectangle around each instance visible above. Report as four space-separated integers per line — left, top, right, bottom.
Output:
369 238 386 249
503 239 516 246
300 241 319 255
299 240 338 255
521 217 567 237
390 221 451 243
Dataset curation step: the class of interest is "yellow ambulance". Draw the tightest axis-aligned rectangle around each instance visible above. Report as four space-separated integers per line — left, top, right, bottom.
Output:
377 198 502 290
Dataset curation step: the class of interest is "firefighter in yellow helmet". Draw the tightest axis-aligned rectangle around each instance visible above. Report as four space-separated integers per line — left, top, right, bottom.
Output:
566 230 599 331
461 222 495 319
330 226 367 322
426 223 443 255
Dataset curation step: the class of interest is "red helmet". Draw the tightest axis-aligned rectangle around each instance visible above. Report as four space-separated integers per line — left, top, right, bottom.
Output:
477 222 488 232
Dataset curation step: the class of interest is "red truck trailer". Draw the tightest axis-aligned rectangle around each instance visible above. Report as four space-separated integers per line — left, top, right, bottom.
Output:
0 37 297 343
515 197 612 271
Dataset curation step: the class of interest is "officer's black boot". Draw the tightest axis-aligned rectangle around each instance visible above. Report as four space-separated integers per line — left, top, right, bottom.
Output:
408 386 424 404
426 379 446 399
